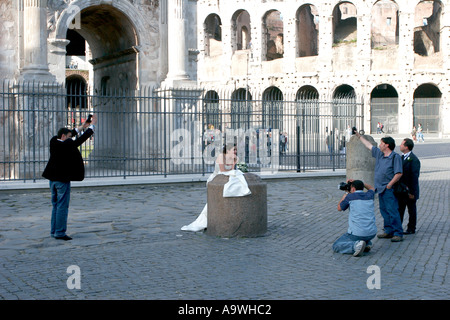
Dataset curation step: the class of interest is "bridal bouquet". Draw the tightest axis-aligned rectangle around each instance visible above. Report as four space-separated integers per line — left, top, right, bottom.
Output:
236 162 248 172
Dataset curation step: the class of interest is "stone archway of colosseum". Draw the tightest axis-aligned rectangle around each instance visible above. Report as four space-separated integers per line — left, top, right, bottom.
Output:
66 69 89 85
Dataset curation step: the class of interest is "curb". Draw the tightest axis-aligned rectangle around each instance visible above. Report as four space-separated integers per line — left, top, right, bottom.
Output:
0 170 346 191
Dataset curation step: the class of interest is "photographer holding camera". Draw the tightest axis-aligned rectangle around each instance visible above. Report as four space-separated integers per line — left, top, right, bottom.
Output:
333 180 377 257
42 114 97 240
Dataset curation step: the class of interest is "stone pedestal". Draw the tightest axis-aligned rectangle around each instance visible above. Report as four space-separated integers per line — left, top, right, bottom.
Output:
346 134 377 186
206 173 267 237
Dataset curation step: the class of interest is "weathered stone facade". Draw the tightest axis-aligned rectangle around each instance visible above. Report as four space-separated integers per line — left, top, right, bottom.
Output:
196 0 450 136
1 0 449 135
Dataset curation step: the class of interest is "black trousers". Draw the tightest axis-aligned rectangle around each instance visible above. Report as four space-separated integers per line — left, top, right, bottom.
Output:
398 195 417 232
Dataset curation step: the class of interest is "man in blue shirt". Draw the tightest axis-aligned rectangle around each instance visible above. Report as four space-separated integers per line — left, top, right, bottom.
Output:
333 180 377 257
356 133 404 242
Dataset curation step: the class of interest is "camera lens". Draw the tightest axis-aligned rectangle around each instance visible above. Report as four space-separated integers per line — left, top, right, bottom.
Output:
339 182 351 191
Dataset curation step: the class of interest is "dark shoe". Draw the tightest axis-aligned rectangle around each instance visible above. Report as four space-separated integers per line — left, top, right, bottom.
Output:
403 230 415 235
391 236 403 242
377 232 393 239
55 235 72 241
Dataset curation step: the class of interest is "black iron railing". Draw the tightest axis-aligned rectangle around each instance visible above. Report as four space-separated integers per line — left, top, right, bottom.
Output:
0 80 364 181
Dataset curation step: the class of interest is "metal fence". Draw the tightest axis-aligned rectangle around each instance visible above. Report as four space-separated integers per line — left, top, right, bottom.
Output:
413 98 441 133
0 80 363 182
370 97 398 134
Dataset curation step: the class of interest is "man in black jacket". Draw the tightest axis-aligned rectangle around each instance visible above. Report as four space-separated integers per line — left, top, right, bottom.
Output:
42 115 97 240
398 138 421 234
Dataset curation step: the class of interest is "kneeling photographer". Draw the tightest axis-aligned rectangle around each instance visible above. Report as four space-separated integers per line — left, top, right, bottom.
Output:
333 179 377 257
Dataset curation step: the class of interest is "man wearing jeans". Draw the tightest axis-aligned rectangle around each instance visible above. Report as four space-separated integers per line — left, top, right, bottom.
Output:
42 115 97 240
356 133 404 242
333 180 377 257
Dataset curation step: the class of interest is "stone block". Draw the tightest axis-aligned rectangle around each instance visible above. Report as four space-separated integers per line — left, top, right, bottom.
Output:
346 134 377 186
206 173 267 237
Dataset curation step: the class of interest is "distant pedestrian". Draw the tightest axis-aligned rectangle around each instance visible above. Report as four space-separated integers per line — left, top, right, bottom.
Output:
356 132 404 242
284 132 288 152
416 123 424 142
411 126 417 141
42 115 97 240
398 138 421 234
334 180 377 257
279 132 286 154
326 131 334 161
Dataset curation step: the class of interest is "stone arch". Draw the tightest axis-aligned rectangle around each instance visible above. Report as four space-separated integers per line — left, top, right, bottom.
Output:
231 88 252 130
66 74 88 108
262 86 283 130
332 1 357 45
370 84 399 134
65 69 89 85
203 90 221 130
296 86 320 135
53 1 156 170
332 84 357 132
296 85 319 100
204 14 223 57
371 0 399 48
333 84 356 98
232 10 251 52
54 0 145 43
413 0 443 70
263 10 284 61
413 83 442 132
54 1 147 92
296 4 319 57
66 74 88 126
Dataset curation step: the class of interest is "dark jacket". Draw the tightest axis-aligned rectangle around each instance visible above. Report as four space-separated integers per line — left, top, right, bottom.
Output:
399 151 421 199
42 128 94 182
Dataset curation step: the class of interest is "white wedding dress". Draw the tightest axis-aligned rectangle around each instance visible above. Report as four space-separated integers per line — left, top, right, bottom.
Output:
180 162 251 232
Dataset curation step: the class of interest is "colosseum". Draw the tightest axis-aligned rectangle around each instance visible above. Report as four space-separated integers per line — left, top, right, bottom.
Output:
196 0 449 136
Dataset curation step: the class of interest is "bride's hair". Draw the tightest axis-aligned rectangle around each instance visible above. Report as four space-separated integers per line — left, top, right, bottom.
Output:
223 143 236 154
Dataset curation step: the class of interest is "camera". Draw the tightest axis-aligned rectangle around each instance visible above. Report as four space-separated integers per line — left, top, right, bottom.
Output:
351 127 365 135
339 182 351 192
86 114 93 123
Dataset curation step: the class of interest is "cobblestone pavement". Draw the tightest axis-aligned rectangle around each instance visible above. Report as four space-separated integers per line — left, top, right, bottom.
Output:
0 142 449 301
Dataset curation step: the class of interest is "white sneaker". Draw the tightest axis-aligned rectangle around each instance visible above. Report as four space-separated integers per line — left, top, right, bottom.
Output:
353 240 366 257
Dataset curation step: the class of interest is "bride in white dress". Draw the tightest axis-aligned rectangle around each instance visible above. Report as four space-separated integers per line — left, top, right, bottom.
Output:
181 143 250 232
